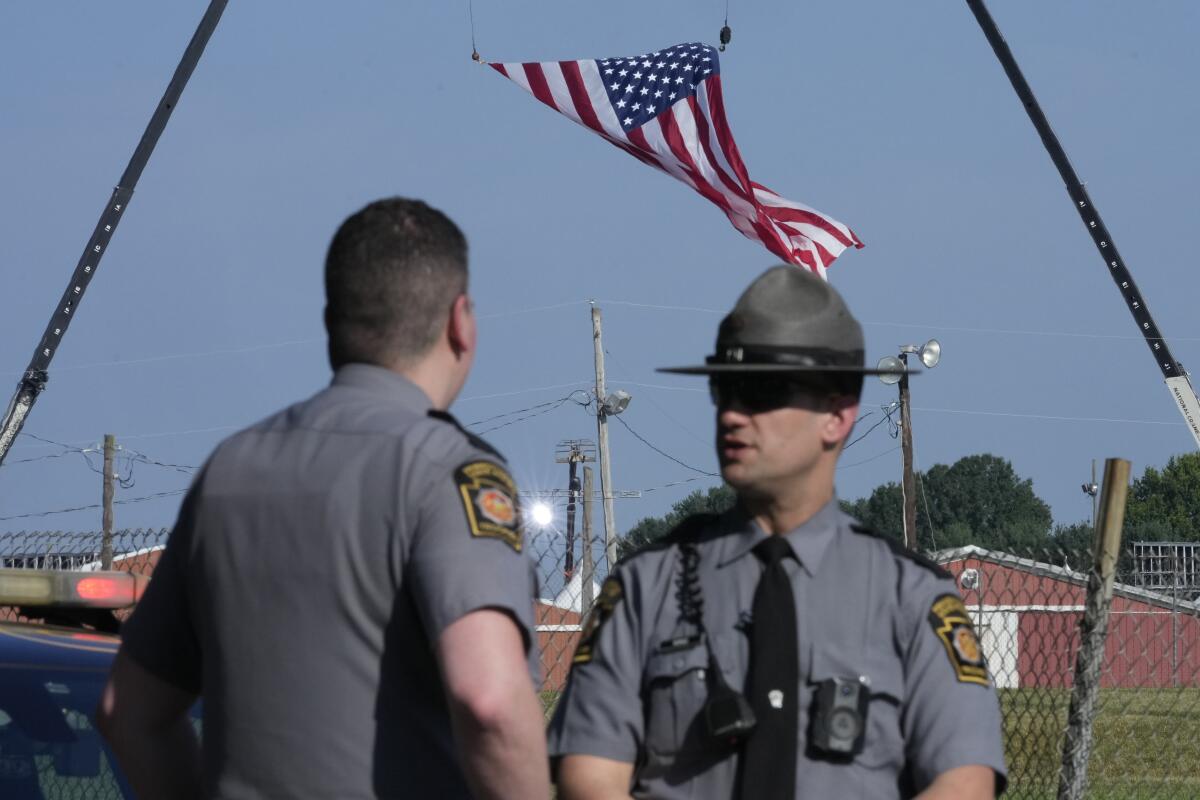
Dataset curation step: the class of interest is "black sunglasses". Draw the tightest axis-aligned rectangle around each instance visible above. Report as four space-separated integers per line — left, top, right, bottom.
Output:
708 375 828 413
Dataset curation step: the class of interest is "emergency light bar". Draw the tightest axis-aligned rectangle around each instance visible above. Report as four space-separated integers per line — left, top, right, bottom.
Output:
0 568 148 609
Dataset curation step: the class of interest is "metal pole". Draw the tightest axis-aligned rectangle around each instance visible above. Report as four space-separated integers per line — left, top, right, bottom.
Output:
564 459 579 580
899 353 917 550
1091 460 1098 531
581 466 596 614
1058 457 1131 800
963 0 1200 450
0 0 230 466
101 434 115 570
1172 554 1179 688
591 304 619 569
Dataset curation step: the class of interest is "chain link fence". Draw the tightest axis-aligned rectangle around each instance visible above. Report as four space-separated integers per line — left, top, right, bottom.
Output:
0 529 168 624
4 529 1199 797
933 543 1200 800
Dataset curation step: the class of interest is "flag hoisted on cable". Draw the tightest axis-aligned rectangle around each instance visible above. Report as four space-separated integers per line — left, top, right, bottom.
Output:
490 42 863 277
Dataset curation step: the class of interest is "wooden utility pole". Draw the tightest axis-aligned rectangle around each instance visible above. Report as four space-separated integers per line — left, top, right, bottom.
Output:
899 353 918 550
101 434 115 570
590 303 618 569
1058 457 1131 800
581 466 596 614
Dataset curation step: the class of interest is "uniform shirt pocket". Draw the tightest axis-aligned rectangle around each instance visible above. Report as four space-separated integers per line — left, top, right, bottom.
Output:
643 644 711 759
808 650 906 772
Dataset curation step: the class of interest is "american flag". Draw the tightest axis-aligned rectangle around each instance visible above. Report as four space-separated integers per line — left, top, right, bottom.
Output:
491 42 863 277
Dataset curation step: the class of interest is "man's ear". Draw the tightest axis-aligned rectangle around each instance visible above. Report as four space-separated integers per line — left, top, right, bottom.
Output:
823 395 860 449
447 294 475 358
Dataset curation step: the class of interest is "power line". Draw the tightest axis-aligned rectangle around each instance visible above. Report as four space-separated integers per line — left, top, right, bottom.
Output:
469 393 592 436
6 435 198 487
600 347 712 447
6 298 1194 384
597 299 724 315
0 489 187 522
17 432 84 451
638 475 716 494
868 320 1200 343
126 449 199 475
594 298 1200 342
611 415 719 477
844 402 899 450
838 445 901 470
476 300 589 320
0 450 77 467
463 391 592 429
458 380 593 403
912 406 1184 427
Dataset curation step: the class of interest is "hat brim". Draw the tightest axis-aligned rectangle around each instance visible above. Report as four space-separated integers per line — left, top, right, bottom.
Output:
657 363 917 376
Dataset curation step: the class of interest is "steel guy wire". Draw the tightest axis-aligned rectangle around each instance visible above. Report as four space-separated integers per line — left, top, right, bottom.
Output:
914 453 941 552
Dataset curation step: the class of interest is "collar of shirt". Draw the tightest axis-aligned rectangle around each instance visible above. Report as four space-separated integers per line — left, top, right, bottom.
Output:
332 363 433 411
715 497 843 577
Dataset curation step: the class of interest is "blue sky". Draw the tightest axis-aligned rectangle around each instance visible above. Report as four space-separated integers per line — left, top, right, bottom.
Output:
2 2 1198 548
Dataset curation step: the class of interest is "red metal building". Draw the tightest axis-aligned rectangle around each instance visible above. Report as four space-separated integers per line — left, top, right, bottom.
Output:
935 545 1200 689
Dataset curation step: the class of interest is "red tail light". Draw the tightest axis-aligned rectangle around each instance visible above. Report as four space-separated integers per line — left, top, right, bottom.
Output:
76 577 127 602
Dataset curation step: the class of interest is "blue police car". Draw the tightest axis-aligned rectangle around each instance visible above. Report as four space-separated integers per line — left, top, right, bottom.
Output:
0 567 154 799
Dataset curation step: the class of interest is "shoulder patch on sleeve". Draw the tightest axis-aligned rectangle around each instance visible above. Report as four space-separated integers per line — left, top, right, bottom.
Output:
849 523 952 579
455 460 522 552
573 576 623 664
927 593 990 686
428 409 505 461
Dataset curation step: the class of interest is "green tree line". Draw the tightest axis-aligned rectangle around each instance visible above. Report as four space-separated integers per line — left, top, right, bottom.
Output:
621 452 1200 561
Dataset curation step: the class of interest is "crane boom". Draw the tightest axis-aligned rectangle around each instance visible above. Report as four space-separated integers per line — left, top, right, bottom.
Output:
965 0 1200 449
0 0 228 466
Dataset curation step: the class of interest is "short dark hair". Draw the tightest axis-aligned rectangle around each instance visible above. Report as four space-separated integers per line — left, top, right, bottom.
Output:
324 198 468 369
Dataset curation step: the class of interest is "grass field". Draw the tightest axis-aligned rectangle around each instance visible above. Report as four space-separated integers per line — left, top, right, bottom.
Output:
1001 687 1200 799
541 686 1200 797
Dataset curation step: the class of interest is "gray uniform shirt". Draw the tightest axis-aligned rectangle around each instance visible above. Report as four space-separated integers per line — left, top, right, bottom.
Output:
548 499 1007 799
122 364 539 800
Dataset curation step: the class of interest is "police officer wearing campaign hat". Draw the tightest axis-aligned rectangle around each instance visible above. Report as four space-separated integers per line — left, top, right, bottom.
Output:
98 198 551 800
549 265 1007 799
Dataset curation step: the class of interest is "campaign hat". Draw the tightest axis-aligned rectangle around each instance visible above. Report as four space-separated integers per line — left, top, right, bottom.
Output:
658 265 909 376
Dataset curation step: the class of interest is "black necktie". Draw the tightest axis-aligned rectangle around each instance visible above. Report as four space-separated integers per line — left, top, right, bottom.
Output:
738 536 799 800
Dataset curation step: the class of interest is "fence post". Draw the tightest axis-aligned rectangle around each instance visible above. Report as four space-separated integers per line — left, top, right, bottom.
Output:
1057 457 1131 800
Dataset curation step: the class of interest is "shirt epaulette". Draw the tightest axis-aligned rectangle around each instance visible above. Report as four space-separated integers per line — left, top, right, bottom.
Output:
848 523 952 580
427 409 505 462
617 512 716 567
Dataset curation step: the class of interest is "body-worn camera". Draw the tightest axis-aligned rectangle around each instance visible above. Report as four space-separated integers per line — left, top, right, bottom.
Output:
810 675 870 757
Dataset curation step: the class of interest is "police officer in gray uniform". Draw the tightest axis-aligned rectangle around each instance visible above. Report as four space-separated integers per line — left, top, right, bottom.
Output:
98 199 551 800
550 266 1007 799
